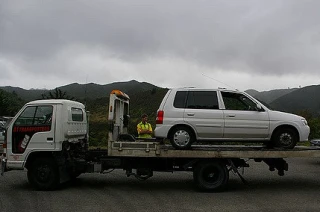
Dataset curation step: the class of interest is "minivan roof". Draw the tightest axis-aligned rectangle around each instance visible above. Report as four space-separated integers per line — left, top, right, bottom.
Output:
171 87 241 93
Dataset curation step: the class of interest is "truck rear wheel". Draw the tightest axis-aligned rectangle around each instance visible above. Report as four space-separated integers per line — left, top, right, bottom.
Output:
27 157 60 190
193 160 229 192
69 170 82 179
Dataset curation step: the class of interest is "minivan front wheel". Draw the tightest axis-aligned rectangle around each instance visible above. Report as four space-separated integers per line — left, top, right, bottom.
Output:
272 128 298 149
170 126 195 149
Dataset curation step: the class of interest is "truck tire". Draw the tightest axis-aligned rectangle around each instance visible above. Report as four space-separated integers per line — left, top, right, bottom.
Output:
27 157 60 190
272 128 298 149
170 126 195 149
69 170 82 179
193 160 229 192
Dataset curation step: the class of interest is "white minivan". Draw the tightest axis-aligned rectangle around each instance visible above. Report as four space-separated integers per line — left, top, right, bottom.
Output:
154 88 310 149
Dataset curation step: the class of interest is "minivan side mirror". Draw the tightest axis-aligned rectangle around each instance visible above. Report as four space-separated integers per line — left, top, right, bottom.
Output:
256 104 264 112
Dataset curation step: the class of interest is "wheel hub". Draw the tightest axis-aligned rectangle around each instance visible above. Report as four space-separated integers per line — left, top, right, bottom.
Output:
37 165 51 182
279 133 292 146
203 168 219 184
173 130 190 147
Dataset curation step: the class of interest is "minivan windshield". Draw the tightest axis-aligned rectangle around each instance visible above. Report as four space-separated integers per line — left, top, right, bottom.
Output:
243 93 272 110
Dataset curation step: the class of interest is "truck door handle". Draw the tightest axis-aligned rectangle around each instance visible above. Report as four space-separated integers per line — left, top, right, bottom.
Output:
47 137 53 141
227 114 236 117
187 113 195 116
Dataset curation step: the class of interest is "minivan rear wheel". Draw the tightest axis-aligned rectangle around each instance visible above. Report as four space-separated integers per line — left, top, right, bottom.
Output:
170 126 195 149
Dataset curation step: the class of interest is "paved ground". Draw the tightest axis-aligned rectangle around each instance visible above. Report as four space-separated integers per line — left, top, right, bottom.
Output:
0 158 320 212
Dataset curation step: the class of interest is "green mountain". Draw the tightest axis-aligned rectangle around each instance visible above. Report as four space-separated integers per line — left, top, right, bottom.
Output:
58 80 158 100
270 85 320 116
0 89 24 116
245 89 260 97
0 80 158 101
245 88 298 104
129 88 168 125
0 87 47 102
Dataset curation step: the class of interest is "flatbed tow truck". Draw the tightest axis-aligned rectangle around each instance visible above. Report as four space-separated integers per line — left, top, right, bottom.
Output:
1 90 320 191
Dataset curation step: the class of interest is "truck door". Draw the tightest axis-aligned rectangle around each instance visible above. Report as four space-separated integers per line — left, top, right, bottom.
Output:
10 105 56 155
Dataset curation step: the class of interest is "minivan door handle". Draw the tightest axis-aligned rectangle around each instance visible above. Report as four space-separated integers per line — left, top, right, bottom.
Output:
187 113 195 116
226 114 236 117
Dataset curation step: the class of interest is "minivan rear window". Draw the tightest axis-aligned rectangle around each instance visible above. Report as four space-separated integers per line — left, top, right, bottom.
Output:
173 91 187 108
174 91 219 109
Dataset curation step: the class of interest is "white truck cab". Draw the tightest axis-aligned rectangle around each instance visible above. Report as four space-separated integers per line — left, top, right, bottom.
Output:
3 99 87 170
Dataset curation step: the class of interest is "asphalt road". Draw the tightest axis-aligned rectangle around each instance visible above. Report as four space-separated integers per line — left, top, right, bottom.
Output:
0 158 320 212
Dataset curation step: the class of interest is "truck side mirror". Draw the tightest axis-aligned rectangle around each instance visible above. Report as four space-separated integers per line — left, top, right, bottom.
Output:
0 127 5 136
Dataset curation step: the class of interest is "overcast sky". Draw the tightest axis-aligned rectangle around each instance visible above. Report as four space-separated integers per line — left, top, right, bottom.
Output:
1 0 320 92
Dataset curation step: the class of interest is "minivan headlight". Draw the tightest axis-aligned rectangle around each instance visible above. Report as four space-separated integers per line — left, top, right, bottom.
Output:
301 118 308 126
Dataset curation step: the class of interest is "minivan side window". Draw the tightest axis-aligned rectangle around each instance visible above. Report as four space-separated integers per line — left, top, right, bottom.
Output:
173 91 187 108
221 92 257 111
186 91 219 109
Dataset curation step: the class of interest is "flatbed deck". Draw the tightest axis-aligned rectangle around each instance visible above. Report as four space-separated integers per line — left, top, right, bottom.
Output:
108 141 320 158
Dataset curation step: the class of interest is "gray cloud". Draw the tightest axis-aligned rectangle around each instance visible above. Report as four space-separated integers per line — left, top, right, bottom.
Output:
1 0 320 90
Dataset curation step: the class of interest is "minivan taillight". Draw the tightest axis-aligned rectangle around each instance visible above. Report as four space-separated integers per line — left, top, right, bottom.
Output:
156 110 164 124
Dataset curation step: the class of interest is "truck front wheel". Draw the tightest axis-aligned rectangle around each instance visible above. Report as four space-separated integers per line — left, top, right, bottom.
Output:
193 160 229 192
27 157 60 190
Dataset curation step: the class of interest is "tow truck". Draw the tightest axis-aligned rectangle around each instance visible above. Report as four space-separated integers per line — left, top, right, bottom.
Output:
1 90 320 191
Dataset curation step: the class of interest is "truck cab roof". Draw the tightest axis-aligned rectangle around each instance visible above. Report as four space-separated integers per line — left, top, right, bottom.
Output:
26 99 85 108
